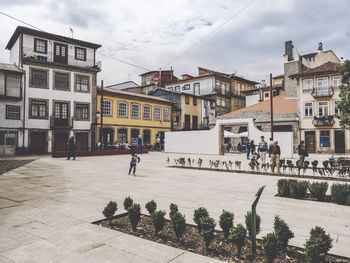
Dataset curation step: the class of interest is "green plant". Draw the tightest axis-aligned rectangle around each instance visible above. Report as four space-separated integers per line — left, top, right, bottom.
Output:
289 180 308 199
262 232 279 263
245 211 261 237
274 215 294 252
331 183 350 205
169 203 179 220
296 160 302 175
228 223 246 257
309 182 328 201
303 160 310 175
151 210 166 235
200 216 216 250
219 210 234 239
127 203 141 231
235 161 242 170
277 179 290 197
280 159 287 173
249 160 255 171
123 196 134 210
145 200 157 215
287 160 294 174
102 201 117 218
312 160 318 176
170 211 186 239
193 207 209 233
304 226 333 263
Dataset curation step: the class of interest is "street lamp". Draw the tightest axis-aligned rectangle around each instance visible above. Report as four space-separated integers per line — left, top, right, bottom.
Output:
96 111 103 149
96 111 101 119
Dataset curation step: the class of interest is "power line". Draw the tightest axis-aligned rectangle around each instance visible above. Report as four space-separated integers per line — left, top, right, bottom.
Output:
165 0 256 67
0 10 151 72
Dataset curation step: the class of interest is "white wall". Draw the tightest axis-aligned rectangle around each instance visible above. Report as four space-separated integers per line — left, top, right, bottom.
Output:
246 93 260 107
9 38 20 66
165 77 214 96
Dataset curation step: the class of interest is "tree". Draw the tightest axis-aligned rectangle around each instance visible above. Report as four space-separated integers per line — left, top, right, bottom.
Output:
336 60 350 130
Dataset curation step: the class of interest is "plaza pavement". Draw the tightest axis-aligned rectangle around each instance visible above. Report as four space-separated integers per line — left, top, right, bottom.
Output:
0 152 349 263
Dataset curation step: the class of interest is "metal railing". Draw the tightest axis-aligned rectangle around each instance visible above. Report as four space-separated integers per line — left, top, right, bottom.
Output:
311 86 334 98
312 115 335 127
50 115 73 129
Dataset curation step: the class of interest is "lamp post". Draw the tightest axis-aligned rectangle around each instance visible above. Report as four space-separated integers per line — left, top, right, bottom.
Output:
96 111 101 149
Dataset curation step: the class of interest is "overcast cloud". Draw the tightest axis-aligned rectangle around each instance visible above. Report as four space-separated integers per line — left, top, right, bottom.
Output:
0 0 350 85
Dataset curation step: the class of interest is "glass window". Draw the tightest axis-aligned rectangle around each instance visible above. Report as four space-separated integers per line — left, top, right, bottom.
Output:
216 98 221 106
31 68 47 88
194 83 200 95
193 97 197 106
222 100 226 107
131 103 140 118
303 79 313 91
175 86 180 91
5 74 21 97
163 108 170 121
54 72 69 90
234 98 238 106
168 87 173 91
75 104 89 120
102 100 112 116
334 100 340 115
75 47 86 61
241 84 245 91
183 84 190 90
31 100 47 118
143 129 151 144
75 75 89 92
118 128 128 143
143 105 151 120
154 107 161 121
131 129 140 144
318 101 329 116
333 75 341 88
34 38 47 53
6 105 20 119
320 130 330 147
118 102 128 117
185 95 190 104
237 83 241 95
304 102 313 117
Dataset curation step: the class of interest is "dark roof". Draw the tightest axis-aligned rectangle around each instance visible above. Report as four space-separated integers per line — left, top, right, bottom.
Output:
290 61 341 78
232 75 259 85
301 50 333 58
0 63 25 73
273 74 284 79
139 70 173 76
198 67 232 78
6 26 102 50
241 84 283 93
150 88 214 100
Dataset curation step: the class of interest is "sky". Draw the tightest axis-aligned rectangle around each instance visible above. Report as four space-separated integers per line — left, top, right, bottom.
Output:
1 0 350 86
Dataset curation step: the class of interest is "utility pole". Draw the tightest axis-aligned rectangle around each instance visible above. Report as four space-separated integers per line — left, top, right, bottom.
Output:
100 80 104 149
252 185 265 255
269 73 274 140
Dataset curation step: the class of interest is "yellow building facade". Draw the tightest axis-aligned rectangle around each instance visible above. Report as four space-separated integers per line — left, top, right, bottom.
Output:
231 77 257 111
180 94 201 129
96 87 172 147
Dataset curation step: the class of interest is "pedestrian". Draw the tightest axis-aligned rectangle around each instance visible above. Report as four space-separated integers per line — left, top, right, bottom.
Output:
137 135 143 153
297 140 308 167
246 139 251 159
268 137 274 158
270 141 281 173
156 136 161 151
226 141 232 153
250 140 256 156
258 136 268 164
128 152 140 176
67 136 76 160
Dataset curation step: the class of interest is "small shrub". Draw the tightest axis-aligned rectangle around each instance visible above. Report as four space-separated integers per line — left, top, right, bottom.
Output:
219 210 234 239
200 216 216 250
169 203 179 220
145 200 157 215
305 226 333 263
151 210 166 235
245 211 261 237
331 183 350 205
312 160 319 176
170 211 186 239
309 182 328 201
262 232 279 263
274 215 294 252
303 160 310 175
249 161 255 171
322 160 329 169
228 223 246 257
193 207 209 233
277 179 290 197
289 180 308 199
127 203 141 231
102 201 117 218
123 196 134 210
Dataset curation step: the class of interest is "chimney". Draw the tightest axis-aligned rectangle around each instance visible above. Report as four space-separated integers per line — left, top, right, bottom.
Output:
318 42 323 52
261 80 266 87
285 40 294 61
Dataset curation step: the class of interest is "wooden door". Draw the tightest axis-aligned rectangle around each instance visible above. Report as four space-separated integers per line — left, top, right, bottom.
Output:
76 133 88 151
192 116 198 129
54 43 68 64
54 132 68 152
305 131 316 153
54 102 69 127
335 130 345 153
30 132 46 154
184 115 191 130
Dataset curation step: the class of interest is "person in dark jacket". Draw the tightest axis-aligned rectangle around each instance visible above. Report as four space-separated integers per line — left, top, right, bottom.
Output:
137 135 143 153
270 141 281 173
128 153 140 176
246 139 251 159
250 140 256 154
67 136 76 160
297 140 308 167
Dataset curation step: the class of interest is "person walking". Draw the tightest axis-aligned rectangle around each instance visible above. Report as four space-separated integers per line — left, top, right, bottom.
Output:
128 152 140 176
250 140 256 156
270 141 281 173
298 140 308 167
67 136 76 160
246 139 251 159
155 136 161 151
268 137 274 158
258 136 268 164
137 135 143 153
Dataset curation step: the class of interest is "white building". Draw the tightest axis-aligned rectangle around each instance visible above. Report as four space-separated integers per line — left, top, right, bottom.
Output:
4 26 101 154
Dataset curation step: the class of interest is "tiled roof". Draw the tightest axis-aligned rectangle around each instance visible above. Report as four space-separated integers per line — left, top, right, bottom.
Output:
291 61 341 78
0 63 25 73
219 94 297 118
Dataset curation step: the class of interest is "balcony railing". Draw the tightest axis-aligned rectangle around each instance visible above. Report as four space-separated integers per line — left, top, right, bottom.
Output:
22 47 101 70
312 115 335 127
215 87 230 96
50 115 73 129
311 86 334 98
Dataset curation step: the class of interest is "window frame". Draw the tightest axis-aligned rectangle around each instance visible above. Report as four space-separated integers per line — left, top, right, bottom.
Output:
131 103 141 119
302 78 313 92
29 67 49 89
304 101 314 117
320 130 330 147
154 106 162 121
29 98 49 119
175 86 180 91
74 102 90 121
234 98 238 106
183 84 190 90
102 99 113 117
193 97 197 106
75 47 87 61
185 95 190 105
143 104 152 120
75 74 90 93
163 108 171 122
34 38 47 54
117 101 128 118
53 71 70 91
333 75 341 88
117 128 128 143
317 101 329 117
6 105 20 120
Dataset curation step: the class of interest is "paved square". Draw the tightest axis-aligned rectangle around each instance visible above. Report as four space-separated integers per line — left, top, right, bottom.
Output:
0 152 349 262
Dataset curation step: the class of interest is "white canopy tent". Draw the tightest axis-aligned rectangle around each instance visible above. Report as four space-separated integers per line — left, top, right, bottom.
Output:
224 131 248 138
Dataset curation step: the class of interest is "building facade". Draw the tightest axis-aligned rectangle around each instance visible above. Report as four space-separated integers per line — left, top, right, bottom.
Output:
97 88 173 148
5 26 101 154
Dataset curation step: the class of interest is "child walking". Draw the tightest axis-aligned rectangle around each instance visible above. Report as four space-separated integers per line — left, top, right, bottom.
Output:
128 153 140 176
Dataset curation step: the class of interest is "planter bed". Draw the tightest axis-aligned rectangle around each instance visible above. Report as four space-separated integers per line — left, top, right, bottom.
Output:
93 213 348 263
275 193 350 206
168 165 350 183
52 148 148 158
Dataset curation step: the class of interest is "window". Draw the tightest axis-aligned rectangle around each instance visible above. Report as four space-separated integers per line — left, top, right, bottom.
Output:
216 98 221 106
131 103 140 119
30 68 47 88
102 100 112 116
192 116 198 129
333 75 341 88
154 107 161 121
143 105 151 120
316 77 328 95
242 99 246 107
248 86 251 90
304 102 313 117
6 105 20 119
318 101 329 116
185 95 190 104
75 75 89 92
54 72 70 90
234 98 238 106
221 83 225 95
265 93 269 98
334 100 340 115
30 99 47 119
143 129 151 144
193 97 197 106
175 86 180 91
194 83 200 95
75 47 86 61
183 84 190 90
302 79 313 91
237 83 241 95
241 84 245 91
163 108 170 122
1 73 21 97
168 87 173 91
184 115 191 130
222 100 226 107
118 128 128 143
320 130 330 147
75 104 89 120
131 129 140 144
118 102 128 117
34 38 47 54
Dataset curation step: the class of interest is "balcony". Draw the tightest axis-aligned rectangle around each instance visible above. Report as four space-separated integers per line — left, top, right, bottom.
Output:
311 86 334 98
215 87 230 96
312 115 335 127
22 47 101 70
50 116 73 129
